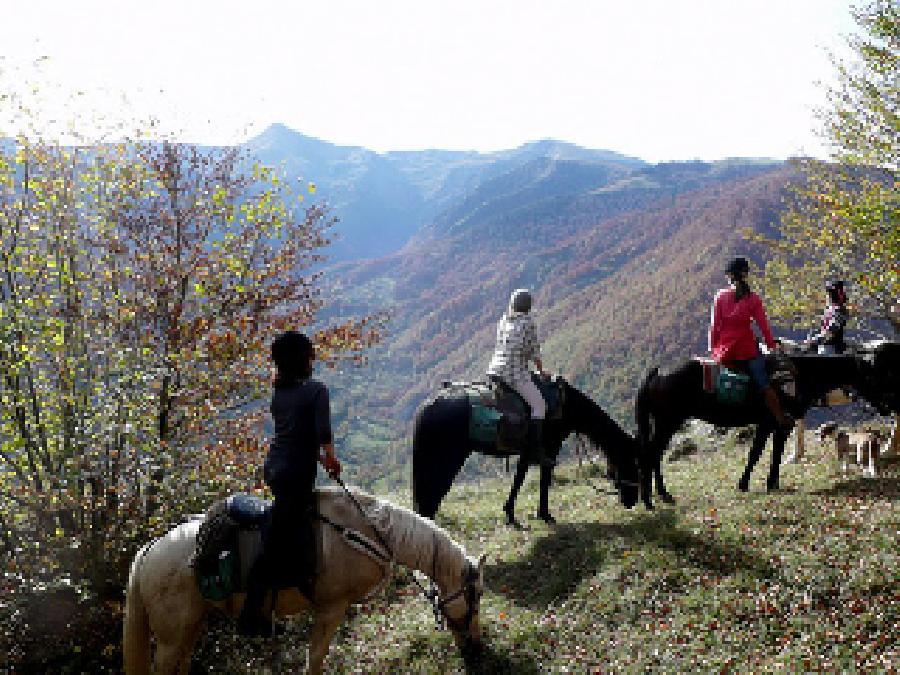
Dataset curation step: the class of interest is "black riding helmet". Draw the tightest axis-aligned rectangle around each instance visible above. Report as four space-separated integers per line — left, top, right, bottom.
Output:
509 288 533 314
726 257 750 278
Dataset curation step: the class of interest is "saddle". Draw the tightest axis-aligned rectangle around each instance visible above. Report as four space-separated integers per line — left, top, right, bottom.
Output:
695 355 796 405
191 492 391 602
439 374 564 453
191 494 272 601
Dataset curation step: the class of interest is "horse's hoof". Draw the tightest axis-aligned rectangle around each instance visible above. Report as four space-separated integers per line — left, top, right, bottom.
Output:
659 492 676 504
504 508 525 529
536 511 557 525
737 479 749 492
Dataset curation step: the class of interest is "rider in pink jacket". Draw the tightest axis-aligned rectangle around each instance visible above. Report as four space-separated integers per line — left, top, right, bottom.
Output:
709 257 792 430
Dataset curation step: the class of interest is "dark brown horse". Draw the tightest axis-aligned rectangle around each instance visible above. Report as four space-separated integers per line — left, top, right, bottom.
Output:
635 342 899 509
412 377 640 525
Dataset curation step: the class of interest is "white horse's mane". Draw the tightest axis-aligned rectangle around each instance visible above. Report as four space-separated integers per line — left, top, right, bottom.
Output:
318 486 467 578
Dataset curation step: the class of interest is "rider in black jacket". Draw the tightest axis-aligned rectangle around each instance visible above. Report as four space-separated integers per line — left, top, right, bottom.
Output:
238 331 341 637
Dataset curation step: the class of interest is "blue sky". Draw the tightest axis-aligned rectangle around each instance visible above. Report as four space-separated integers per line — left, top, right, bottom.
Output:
2 0 855 161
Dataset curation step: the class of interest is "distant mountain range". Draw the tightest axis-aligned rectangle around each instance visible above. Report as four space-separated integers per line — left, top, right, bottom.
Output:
242 124 646 260
239 124 791 489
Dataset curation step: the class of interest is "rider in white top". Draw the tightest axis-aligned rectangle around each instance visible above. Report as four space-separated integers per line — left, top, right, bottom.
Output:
487 289 553 467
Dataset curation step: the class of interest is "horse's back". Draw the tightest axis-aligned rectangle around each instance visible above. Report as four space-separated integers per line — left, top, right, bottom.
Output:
413 391 470 447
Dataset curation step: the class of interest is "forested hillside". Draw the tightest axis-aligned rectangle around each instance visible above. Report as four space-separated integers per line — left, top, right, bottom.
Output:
320 160 795 488
243 125 644 260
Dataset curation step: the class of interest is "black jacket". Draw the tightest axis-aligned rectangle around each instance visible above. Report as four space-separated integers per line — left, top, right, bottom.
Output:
264 378 333 488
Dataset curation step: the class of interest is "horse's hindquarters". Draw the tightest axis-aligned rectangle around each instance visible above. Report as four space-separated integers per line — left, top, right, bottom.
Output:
412 397 472 517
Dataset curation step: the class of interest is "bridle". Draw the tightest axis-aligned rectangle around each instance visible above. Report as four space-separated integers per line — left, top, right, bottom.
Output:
577 435 641 498
332 475 482 636
423 534 482 635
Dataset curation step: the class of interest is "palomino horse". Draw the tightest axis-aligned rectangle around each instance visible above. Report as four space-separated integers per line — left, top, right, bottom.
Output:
123 486 486 674
413 375 640 526
635 342 900 509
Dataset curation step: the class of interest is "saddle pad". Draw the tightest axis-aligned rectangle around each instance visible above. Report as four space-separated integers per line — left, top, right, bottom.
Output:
196 549 237 601
717 368 750 405
470 402 503 443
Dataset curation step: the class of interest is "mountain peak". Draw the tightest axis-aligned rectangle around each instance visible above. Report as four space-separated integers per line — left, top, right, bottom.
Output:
249 122 307 147
508 138 644 167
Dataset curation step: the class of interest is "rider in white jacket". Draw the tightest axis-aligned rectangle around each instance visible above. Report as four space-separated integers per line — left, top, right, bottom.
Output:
487 289 553 467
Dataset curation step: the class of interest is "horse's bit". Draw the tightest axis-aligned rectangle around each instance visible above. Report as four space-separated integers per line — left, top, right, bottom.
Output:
424 534 482 634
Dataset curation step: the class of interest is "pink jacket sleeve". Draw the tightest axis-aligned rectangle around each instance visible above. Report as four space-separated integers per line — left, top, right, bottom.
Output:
751 295 777 350
708 292 721 353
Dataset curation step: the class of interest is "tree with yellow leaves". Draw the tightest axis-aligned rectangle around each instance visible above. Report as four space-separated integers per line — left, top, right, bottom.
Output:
756 0 898 336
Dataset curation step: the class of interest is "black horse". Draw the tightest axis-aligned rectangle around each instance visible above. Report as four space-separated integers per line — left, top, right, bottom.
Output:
635 342 900 509
412 376 640 525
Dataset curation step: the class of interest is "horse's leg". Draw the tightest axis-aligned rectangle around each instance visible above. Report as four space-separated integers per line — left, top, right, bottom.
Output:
767 428 789 491
651 423 677 504
503 456 529 527
154 621 203 675
637 421 660 510
307 602 349 675
739 425 769 491
145 572 205 675
536 464 556 524
639 447 655 510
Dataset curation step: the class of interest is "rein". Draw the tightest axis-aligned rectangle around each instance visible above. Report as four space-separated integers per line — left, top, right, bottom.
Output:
330 474 480 633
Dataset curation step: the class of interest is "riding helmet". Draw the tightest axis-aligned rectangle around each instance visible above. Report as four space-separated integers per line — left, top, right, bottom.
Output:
510 288 533 314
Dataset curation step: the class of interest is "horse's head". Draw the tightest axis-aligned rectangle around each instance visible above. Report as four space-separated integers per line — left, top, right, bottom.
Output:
446 553 486 653
608 436 640 509
557 377 640 509
854 341 900 414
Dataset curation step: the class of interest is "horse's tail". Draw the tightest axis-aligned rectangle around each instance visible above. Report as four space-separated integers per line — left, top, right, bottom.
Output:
122 542 152 675
636 367 659 450
412 394 471 519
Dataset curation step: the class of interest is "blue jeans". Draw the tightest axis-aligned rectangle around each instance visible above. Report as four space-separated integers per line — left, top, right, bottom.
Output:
746 356 769 391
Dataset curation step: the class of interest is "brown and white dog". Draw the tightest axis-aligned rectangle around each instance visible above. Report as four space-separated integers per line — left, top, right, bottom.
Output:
818 423 884 477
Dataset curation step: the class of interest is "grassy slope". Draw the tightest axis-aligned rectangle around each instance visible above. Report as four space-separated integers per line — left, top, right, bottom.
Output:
199 431 898 673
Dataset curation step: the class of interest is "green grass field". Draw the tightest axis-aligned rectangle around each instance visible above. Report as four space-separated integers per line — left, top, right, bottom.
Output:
196 430 899 673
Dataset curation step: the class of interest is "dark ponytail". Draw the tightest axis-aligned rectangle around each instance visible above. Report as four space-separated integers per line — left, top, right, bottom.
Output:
731 274 751 301
726 257 752 301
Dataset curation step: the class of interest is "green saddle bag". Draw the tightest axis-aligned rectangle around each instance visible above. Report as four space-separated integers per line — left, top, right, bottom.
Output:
196 549 238 601
716 367 750 405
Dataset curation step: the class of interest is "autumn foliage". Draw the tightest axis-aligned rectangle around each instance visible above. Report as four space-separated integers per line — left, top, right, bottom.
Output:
0 131 380 666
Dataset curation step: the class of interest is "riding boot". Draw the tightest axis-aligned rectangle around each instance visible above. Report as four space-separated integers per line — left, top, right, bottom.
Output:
297 512 316 601
762 386 794 430
237 558 273 638
530 419 554 468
